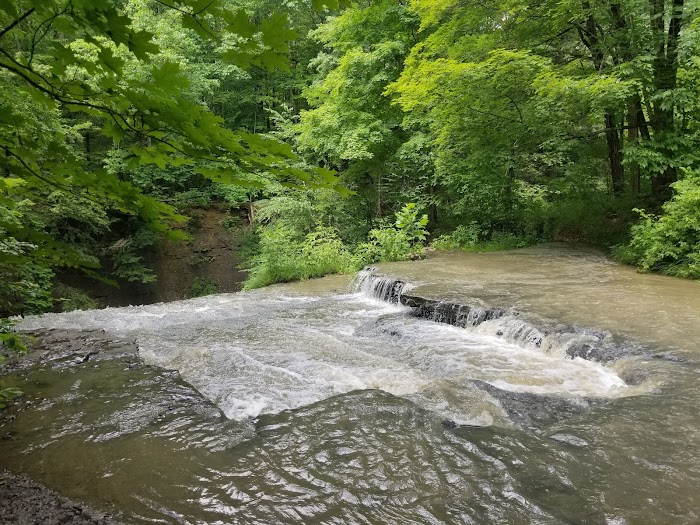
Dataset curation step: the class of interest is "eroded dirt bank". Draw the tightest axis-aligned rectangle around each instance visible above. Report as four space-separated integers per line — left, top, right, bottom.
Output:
61 207 249 308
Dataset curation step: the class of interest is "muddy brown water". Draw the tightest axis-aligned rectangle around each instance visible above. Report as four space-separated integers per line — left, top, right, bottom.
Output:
3 244 700 524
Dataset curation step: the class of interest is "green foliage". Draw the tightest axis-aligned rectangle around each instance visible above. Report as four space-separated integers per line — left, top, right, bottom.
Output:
0 0 348 318
0 318 26 409
295 0 430 222
243 224 356 289
432 223 482 250
0 386 22 409
355 203 429 264
255 195 317 234
52 284 98 313
243 199 431 288
0 262 54 317
432 224 533 252
355 228 412 264
543 193 641 248
616 173 700 278
109 227 160 283
0 318 26 354
191 277 220 297
1 0 699 326
394 203 429 243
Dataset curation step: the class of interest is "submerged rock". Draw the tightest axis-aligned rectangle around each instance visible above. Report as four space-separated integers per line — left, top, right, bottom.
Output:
549 433 590 447
471 380 605 430
0 329 245 522
2 329 138 374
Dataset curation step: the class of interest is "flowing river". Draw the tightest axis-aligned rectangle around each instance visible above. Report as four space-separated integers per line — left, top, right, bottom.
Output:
4 243 700 524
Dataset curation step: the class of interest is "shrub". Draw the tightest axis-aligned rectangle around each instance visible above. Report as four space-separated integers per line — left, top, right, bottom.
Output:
301 226 357 277
615 173 700 278
244 225 356 289
355 228 412 265
432 223 532 252
354 203 429 265
432 223 482 250
394 203 429 243
243 203 430 288
0 263 54 317
53 284 97 312
191 277 220 297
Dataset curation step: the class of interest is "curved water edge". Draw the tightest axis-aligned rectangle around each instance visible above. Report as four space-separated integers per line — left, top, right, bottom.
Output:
368 243 700 358
353 266 675 365
3 244 700 524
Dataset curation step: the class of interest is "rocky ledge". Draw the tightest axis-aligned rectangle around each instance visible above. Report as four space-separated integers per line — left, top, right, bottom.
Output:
0 328 231 524
0 470 119 525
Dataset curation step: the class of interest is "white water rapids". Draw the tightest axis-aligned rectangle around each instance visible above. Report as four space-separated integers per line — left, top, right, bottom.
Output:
6 245 700 524
19 273 638 425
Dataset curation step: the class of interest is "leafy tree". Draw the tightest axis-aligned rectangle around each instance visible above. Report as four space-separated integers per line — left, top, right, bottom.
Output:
295 0 430 224
0 0 349 318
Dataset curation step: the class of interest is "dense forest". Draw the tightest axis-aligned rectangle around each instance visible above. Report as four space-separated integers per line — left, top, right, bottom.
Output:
1 0 700 324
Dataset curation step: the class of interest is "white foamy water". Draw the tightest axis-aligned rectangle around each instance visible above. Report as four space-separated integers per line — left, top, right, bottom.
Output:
19 282 634 424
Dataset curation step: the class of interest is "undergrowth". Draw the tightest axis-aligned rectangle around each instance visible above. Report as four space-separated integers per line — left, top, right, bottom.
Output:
243 201 429 289
614 172 700 278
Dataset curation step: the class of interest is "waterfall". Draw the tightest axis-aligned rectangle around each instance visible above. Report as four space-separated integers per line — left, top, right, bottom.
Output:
353 267 646 363
352 268 410 303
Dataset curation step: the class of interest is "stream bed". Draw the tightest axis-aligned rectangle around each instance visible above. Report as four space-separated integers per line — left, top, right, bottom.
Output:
3 244 700 524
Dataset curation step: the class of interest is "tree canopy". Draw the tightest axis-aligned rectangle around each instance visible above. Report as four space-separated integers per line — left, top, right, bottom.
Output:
2 0 700 320
0 0 347 315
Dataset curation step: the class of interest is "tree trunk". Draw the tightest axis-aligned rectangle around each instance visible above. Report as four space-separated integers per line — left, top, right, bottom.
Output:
605 113 625 195
648 0 684 199
626 120 640 194
577 5 626 195
428 184 438 224
626 96 651 195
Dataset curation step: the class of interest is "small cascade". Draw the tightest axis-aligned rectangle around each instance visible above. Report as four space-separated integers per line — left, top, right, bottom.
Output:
352 268 410 303
355 268 648 363
401 296 505 328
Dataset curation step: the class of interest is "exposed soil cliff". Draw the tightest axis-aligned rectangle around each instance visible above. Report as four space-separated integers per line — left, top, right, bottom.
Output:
63 208 249 307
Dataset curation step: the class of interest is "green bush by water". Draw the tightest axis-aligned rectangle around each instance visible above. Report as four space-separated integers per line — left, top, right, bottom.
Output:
615 172 700 278
243 225 357 289
432 223 533 252
243 202 430 289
